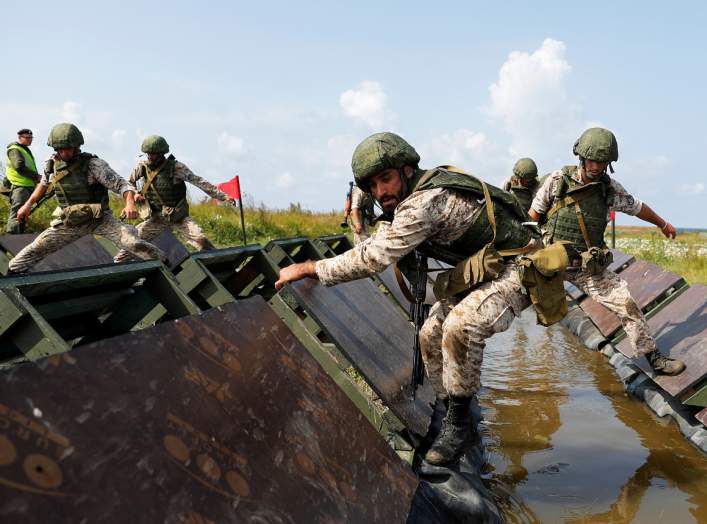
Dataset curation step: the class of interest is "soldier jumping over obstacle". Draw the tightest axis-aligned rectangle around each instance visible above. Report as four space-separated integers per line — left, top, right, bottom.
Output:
114 135 235 262
8 123 164 274
502 157 540 213
276 132 546 466
528 127 685 376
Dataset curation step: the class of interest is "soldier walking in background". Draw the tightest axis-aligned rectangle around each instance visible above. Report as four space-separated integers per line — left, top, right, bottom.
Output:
114 135 235 262
502 157 540 213
528 127 685 376
350 184 375 244
4 129 40 233
8 123 164 274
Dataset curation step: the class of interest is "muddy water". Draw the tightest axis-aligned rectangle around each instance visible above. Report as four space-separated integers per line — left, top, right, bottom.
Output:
480 309 707 523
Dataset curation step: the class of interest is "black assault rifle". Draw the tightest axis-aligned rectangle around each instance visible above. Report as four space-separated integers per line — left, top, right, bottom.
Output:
410 251 430 398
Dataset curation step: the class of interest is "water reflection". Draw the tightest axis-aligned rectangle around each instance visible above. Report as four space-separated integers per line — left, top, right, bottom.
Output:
480 309 707 523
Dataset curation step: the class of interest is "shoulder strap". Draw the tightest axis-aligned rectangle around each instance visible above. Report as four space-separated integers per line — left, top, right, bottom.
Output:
546 182 602 218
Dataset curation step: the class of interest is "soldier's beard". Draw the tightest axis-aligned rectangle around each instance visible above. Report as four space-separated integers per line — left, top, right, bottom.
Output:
378 192 403 214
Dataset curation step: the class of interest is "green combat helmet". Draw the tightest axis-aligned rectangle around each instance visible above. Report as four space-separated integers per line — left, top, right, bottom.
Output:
47 123 84 149
512 158 538 180
352 132 420 190
573 127 618 163
141 135 170 154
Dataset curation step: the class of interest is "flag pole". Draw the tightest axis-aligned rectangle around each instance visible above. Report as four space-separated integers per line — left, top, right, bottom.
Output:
235 175 247 245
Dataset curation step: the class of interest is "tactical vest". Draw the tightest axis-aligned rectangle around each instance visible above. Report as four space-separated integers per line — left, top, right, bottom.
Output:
508 179 538 212
5 143 38 187
545 166 612 255
139 155 187 211
51 153 108 210
408 166 539 265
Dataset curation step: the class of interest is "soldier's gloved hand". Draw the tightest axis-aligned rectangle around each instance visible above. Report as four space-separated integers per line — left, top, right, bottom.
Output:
275 261 318 290
17 203 31 222
660 221 676 239
123 202 139 220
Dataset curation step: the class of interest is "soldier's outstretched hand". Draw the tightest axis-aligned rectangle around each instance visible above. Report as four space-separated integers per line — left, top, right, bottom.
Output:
17 203 31 222
123 201 138 220
661 221 677 239
275 261 318 290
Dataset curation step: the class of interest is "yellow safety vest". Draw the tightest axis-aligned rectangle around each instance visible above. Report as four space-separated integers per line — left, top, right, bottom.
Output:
5 144 38 187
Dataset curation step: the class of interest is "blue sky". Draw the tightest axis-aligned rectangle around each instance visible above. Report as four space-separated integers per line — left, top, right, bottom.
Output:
2 1 706 227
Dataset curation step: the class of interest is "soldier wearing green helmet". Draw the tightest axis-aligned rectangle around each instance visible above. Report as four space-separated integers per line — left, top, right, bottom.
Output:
529 127 685 376
502 157 540 212
8 123 164 274
276 131 547 466
113 135 235 263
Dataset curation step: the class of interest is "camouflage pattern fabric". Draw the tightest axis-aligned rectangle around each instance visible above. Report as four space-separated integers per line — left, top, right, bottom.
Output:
129 160 230 202
8 213 163 273
113 215 215 263
419 266 530 397
567 268 656 356
40 156 135 196
531 168 642 217
350 186 374 245
6 185 33 234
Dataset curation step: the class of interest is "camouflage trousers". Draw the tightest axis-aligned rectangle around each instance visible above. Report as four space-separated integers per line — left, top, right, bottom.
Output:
419 265 530 398
114 215 215 263
6 186 33 234
8 213 164 274
566 268 656 356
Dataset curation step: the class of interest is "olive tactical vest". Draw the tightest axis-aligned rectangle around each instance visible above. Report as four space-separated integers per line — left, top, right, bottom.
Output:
139 155 187 211
51 153 108 210
545 165 612 254
407 166 539 265
508 178 538 212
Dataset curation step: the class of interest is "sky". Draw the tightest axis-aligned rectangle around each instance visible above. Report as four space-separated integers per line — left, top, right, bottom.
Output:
1 1 706 227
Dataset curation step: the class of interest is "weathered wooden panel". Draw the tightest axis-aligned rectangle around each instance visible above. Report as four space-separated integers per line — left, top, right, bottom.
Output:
285 278 435 436
0 297 417 523
616 285 707 399
153 229 191 268
0 234 114 273
608 249 635 274
564 281 585 302
579 260 685 338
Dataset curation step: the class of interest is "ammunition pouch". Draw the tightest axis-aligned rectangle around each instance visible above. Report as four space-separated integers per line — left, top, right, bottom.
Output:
52 203 104 227
433 245 505 300
580 246 613 275
519 242 570 326
159 198 188 223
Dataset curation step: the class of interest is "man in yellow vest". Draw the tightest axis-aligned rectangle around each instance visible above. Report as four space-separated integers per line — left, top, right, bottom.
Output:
4 129 40 233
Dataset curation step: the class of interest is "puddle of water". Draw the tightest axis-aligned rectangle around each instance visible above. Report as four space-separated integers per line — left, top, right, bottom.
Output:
480 308 707 524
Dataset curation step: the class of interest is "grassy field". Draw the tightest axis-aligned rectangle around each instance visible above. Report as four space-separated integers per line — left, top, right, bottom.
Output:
1 195 704 284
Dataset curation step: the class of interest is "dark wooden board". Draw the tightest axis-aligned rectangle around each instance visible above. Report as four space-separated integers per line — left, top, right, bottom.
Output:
615 285 707 399
287 278 435 436
0 297 417 523
0 234 114 273
608 249 635 274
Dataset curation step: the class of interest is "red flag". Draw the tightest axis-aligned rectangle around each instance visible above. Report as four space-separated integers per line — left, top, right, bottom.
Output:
610 210 616 221
218 176 241 200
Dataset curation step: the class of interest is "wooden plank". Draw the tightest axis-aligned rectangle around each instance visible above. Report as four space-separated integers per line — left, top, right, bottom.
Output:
608 249 635 274
615 285 707 399
0 298 417 522
564 281 585 302
284 278 435 436
0 233 114 273
579 260 685 338
153 229 190 268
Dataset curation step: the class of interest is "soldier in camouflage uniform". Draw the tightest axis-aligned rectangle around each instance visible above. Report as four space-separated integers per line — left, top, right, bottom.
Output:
502 157 540 213
4 129 40 233
8 123 164 274
350 185 375 244
276 132 542 466
529 127 685 375
113 135 235 262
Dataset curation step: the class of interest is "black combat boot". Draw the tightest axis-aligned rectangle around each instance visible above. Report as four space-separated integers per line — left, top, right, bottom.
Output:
647 351 685 376
424 395 473 466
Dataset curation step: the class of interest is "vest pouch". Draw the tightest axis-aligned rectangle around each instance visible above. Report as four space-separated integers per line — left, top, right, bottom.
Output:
580 247 613 275
433 244 505 300
519 242 569 326
160 199 188 223
136 200 152 220
62 203 103 227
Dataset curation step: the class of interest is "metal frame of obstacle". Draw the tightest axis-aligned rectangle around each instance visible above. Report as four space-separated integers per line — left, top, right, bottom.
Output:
0 261 198 364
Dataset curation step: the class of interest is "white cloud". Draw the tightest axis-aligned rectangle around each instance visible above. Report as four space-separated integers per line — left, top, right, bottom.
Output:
276 172 295 189
217 131 246 156
487 38 581 163
339 81 393 128
62 101 82 123
677 182 705 195
111 129 127 146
